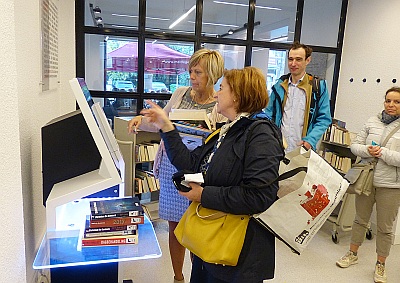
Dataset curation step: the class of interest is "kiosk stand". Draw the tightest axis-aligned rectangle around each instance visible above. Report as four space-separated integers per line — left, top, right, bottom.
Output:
34 78 161 283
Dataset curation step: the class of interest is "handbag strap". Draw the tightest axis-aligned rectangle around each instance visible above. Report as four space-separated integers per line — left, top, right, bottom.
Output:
381 123 400 147
196 203 227 220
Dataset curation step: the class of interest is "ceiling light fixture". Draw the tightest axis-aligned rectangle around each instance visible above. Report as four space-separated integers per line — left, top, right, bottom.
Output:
169 5 196 29
188 20 239 28
218 21 260 38
95 17 103 27
112 14 170 21
270 35 288 42
93 6 101 14
213 1 281 11
111 25 138 29
89 3 103 27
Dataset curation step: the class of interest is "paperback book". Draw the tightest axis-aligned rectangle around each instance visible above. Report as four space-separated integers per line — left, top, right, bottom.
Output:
169 109 212 130
90 196 144 219
173 122 212 139
82 234 139 247
89 215 144 228
84 219 138 238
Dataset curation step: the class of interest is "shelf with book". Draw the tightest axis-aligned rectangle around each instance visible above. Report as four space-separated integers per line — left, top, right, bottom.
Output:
114 116 161 220
320 119 359 244
319 118 357 175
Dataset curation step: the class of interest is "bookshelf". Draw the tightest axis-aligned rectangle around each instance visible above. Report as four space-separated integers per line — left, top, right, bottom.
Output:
320 119 359 244
319 119 357 174
114 116 161 220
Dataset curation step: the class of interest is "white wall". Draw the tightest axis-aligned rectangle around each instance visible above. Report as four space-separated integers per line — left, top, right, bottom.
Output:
336 0 400 132
0 0 75 282
336 0 400 239
0 2 26 282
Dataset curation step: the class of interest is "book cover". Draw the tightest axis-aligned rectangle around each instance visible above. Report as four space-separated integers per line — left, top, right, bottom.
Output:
89 215 144 228
84 218 138 238
179 132 204 151
82 234 139 247
173 122 212 138
169 109 212 130
90 196 144 219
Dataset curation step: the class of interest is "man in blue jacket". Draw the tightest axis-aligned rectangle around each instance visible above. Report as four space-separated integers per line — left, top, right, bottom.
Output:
265 41 332 152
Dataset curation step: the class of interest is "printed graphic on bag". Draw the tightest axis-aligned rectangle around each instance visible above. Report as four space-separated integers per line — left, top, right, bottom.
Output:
300 184 330 220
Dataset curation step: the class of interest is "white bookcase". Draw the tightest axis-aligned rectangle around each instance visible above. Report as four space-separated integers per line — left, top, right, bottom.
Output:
114 116 161 219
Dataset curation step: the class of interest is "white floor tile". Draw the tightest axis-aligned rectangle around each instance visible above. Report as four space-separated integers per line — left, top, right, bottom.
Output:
119 219 400 283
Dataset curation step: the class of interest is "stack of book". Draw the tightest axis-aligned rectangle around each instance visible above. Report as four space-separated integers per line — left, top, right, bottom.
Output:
135 169 160 194
81 196 145 247
135 142 160 162
323 118 352 146
169 109 212 130
169 109 212 146
320 150 352 173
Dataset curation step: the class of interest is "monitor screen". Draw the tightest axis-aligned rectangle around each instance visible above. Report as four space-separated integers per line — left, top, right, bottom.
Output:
77 78 95 107
75 78 123 170
42 78 125 231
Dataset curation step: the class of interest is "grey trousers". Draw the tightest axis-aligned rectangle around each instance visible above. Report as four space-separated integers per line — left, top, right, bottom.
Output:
351 187 400 257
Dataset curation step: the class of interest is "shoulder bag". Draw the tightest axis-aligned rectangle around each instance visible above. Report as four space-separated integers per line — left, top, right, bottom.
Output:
346 123 400 196
174 202 250 266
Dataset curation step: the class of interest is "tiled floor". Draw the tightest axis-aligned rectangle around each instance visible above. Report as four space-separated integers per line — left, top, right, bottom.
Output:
119 219 400 283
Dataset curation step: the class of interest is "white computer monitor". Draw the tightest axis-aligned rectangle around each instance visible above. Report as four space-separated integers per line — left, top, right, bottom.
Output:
44 78 125 231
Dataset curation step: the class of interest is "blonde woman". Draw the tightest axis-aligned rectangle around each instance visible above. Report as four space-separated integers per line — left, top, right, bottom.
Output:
128 49 226 283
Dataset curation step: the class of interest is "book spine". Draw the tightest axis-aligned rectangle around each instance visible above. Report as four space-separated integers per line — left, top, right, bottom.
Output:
82 235 139 247
173 123 211 138
89 216 144 228
85 224 137 233
84 229 137 238
90 210 143 219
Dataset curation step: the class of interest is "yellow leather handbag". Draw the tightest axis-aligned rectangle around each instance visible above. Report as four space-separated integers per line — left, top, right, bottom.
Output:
174 201 250 266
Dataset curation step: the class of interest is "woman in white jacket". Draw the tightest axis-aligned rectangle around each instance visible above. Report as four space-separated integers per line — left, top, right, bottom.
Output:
336 87 400 283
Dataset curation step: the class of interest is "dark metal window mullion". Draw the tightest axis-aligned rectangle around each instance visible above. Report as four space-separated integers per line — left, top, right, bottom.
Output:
136 0 147 114
244 0 256 67
294 0 304 42
194 0 203 51
75 0 85 110
330 0 349 116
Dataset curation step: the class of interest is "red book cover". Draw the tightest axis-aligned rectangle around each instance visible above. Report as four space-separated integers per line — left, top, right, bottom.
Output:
84 218 138 238
82 234 139 247
89 215 144 228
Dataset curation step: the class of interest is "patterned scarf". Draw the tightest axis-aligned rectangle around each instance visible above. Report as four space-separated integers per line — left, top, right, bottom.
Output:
381 110 400 124
200 113 250 174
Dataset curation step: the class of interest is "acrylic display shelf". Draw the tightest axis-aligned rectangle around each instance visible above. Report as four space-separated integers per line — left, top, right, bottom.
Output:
33 198 161 283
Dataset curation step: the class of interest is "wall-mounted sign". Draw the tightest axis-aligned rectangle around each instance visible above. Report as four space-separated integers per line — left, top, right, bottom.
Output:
41 0 59 91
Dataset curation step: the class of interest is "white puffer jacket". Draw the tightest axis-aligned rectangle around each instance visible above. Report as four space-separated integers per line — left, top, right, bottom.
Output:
350 114 400 189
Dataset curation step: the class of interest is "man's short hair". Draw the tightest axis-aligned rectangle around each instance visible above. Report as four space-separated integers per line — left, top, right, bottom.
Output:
290 41 313 59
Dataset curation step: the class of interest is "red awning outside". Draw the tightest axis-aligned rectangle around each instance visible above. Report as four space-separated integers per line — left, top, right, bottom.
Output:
107 42 191 75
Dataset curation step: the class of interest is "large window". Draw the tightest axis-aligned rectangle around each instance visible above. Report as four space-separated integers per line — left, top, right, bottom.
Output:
251 48 287 94
77 0 347 117
253 0 297 43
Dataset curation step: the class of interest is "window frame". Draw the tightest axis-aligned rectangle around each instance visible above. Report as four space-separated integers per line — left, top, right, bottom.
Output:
75 0 348 116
